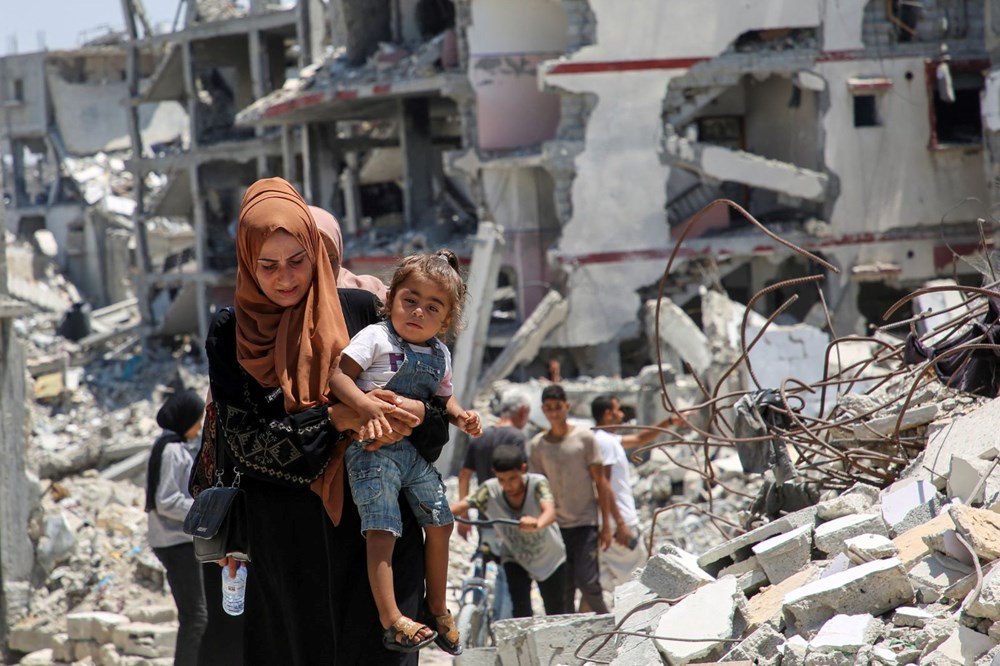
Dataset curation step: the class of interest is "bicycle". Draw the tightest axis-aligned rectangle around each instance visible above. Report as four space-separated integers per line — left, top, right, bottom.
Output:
453 516 520 649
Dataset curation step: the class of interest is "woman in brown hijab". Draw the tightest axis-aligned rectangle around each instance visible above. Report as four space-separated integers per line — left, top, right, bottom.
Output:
194 177 449 665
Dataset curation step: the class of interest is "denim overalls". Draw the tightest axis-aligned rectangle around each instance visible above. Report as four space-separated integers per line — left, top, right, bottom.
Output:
344 321 454 537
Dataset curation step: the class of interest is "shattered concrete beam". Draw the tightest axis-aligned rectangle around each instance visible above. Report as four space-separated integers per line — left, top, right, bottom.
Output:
477 290 568 388
663 132 828 202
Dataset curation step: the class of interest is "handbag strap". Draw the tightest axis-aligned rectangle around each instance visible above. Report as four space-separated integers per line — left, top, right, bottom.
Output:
212 399 241 489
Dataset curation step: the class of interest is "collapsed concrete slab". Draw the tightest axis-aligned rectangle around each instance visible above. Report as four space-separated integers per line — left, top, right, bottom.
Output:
654 576 747 665
697 506 818 574
782 558 913 632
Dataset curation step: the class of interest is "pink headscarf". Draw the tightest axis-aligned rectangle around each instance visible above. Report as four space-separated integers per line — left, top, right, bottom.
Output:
309 206 389 301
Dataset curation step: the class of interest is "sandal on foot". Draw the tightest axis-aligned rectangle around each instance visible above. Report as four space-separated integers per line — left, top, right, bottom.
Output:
434 611 463 656
382 616 437 653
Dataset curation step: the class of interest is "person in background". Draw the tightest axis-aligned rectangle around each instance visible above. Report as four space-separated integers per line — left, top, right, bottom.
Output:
456 388 532 620
589 394 657 594
309 205 388 300
146 389 207 666
451 445 567 618
527 384 612 615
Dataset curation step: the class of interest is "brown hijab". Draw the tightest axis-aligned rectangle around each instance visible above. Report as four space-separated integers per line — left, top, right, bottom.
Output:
309 205 389 300
234 177 348 413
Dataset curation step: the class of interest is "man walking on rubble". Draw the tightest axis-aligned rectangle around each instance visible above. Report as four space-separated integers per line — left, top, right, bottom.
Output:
456 389 532 619
528 384 612 614
590 394 677 593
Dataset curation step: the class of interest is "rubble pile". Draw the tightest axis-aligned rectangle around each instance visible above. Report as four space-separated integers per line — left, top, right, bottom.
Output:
449 255 1000 664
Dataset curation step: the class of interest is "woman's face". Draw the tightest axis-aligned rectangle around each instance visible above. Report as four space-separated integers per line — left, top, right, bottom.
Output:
254 229 314 308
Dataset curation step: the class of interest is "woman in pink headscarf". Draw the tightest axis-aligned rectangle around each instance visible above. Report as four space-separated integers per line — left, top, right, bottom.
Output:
309 205 389 301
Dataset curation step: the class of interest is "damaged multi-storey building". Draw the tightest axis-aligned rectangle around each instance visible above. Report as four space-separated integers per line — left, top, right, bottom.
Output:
5 1 1000 424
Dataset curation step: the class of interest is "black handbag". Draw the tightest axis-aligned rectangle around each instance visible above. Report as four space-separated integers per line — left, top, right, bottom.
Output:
183 402 251 563
183 485 250 562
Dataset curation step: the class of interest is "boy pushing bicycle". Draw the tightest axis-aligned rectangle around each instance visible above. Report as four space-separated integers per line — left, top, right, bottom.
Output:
451 445 568 617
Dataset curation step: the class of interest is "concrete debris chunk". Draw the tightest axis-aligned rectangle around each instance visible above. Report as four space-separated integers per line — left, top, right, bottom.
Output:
654 576 747 665
844 533 899 564
919 625 995 666
66 611 131 643
893 606 934 628
918 398 1000 489
949 455 1000 505
110 622 177 659
746 564 821 631
950 504 1000 561
718 555 769 596
964 564 1000 621
881 479 945 537
815 483 879 521
454 647 500 665
751 524 813 584
814 513 888 555
697 506 818 573
808 613 883 656
719 622 784 663
640 544 714 599
492 613 616 666
782 558 913 632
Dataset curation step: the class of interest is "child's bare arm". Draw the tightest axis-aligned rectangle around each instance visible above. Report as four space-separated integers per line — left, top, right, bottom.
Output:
444 395 482 437
329 355 393 439
520 499 556 532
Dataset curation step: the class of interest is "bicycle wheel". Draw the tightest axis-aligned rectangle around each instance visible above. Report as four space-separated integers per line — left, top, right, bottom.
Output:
457 602 484 648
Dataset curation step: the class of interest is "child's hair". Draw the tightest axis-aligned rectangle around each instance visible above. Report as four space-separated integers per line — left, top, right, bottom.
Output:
541 384 567 403
385 249 467 335
491 444 527 472
590 394 616 423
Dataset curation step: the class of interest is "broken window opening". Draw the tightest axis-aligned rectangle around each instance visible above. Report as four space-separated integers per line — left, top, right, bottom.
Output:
888 0 921 43
12 78 24 103
930 66 984 147
853 95 880 128
858 281 912 334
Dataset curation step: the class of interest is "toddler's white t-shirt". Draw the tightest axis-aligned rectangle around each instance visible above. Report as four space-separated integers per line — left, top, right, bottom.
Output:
341 322 453 397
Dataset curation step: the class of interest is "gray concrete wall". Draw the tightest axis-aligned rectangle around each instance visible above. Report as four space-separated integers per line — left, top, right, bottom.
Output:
0 53 48 138
0 320 32 655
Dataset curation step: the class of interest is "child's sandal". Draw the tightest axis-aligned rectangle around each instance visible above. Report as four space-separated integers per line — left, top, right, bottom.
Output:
434 611 463 656
382 616 437 653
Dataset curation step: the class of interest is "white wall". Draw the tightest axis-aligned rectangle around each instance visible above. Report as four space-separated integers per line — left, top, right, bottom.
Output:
48 74 188 155
542 0 823 347
820 58 990 237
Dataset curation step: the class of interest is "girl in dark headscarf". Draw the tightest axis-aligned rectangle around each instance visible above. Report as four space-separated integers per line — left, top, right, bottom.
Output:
146 389 206 666
195 177 449 665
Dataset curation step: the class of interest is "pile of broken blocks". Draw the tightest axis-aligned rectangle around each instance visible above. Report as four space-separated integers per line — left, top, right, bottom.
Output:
457 397 1000 666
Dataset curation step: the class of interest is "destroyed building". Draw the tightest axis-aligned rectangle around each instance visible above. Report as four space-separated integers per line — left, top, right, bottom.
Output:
4 0 1000 389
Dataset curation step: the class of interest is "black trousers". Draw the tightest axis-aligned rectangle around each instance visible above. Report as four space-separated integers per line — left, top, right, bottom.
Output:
235 474 425 666
559 526 609 614
153 542 208 666
504 561 568 618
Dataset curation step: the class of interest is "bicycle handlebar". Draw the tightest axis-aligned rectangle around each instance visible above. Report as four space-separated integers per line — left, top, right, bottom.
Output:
455 516 521 527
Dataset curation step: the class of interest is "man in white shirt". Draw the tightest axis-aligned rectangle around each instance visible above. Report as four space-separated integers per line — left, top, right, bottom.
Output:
590 395 676 592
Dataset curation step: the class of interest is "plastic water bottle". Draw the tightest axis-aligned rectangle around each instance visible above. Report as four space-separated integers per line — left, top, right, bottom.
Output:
221 565 247 616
